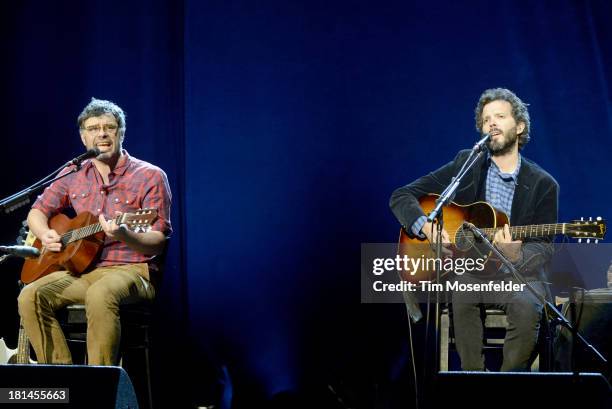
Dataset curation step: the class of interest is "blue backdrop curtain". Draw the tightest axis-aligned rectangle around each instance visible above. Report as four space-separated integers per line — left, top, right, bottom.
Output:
1 1 611 407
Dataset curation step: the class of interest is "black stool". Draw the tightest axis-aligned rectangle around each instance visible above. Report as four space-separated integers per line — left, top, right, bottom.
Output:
58 303 154 409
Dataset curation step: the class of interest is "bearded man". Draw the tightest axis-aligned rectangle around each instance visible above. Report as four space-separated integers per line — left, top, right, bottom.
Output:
390 88 558 371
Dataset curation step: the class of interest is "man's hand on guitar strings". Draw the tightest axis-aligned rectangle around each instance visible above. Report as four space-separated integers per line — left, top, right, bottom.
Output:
99 212 129 242
40 229 62 252
493 224 523 263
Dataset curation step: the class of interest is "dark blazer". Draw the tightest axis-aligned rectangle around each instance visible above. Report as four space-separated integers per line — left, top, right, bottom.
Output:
389 149 560 279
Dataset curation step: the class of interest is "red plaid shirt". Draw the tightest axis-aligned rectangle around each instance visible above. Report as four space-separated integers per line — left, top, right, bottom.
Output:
33 151 172 269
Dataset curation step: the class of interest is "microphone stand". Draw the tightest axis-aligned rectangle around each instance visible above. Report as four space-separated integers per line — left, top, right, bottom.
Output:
420 143 488 393
0 158 87 214
464 223 607 374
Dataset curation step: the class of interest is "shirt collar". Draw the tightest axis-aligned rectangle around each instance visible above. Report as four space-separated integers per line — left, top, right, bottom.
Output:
113 150 131 176
487 152 521 183
81 149 131 176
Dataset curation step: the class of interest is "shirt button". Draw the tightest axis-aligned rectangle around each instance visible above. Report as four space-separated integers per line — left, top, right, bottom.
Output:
115 198 119 203
71 194 76 199
100 191 105 195
125 200 129 204
97 208 101 212
81 193 86 197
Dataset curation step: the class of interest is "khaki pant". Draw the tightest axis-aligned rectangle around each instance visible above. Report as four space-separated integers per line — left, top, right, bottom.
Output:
17 263 155 365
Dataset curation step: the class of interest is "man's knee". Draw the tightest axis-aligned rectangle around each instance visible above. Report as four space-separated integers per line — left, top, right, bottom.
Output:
17 285 38 318
84 284 120 316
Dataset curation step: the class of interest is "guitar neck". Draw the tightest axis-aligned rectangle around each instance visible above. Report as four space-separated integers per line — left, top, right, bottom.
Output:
62 222 104 245
60 210 156 245
480 223 566 240
15 318 30 364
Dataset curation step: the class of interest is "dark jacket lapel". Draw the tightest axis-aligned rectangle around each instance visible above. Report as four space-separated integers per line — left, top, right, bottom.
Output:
510 159 535 225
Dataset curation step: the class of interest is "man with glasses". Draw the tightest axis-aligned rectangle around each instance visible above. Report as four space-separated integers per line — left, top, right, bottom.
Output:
18 98 172 365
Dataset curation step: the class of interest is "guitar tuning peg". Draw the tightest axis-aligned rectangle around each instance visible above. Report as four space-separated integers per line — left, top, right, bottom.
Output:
586 239 591 244
578 238 582 243
580 217 584 221
589 217 593 221
597 216 602 221
595 239 599 244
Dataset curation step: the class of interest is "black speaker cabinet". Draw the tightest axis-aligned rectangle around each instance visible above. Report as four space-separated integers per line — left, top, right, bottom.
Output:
554 288 612 378
434 371 611 409
0 364 138 408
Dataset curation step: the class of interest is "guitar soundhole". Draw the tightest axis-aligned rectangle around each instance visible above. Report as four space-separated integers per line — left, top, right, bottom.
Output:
455 224 476 251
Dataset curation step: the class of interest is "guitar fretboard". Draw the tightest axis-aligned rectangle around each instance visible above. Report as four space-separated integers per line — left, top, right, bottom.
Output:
480 223 565 239
61 222 105 245
16 319 30 364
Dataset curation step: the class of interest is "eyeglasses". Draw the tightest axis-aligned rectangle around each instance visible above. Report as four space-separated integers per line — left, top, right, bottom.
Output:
83 124 119 134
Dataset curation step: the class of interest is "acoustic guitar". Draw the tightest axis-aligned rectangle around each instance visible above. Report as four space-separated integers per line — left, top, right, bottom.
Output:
21 209 157 284
397 194 606 281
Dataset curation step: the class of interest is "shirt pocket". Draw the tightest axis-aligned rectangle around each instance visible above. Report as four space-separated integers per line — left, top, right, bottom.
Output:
109 190 142 214
69 190 93 214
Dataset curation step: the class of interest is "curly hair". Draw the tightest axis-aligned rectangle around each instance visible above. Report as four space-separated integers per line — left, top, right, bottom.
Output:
77 97 126 138
474 88 530 148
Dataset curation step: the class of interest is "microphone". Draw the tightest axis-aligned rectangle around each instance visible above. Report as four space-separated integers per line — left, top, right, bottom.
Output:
472 133 491 152
0 245 40 258
463 222 485 240
66 148 101 166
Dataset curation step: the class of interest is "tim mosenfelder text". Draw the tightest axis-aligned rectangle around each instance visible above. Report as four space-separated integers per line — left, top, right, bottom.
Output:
372 280 526 292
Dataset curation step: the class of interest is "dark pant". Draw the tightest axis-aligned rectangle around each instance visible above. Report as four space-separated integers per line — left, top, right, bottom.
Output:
451 274 545 371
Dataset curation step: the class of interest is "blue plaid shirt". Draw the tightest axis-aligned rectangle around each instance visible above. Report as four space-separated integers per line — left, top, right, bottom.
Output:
485 154 521 219
411 155 521 236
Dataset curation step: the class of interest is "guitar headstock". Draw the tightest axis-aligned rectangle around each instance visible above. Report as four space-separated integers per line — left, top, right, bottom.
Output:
566 217 606 243
117 208 159 233
19 220 37 247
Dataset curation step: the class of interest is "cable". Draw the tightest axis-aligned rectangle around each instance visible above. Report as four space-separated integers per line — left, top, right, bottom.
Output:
407 316 419 409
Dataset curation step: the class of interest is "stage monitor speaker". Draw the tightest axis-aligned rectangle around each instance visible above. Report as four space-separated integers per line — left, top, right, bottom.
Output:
554 288 612 378
0 364 139 408
434 371 611 409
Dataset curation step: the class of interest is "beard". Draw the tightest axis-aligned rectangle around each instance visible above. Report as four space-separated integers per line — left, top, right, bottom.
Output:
487 127 518 156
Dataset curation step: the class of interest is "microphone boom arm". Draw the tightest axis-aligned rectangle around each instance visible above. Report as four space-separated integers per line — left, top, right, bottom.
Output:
427 148 486 222
0 150 97 214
